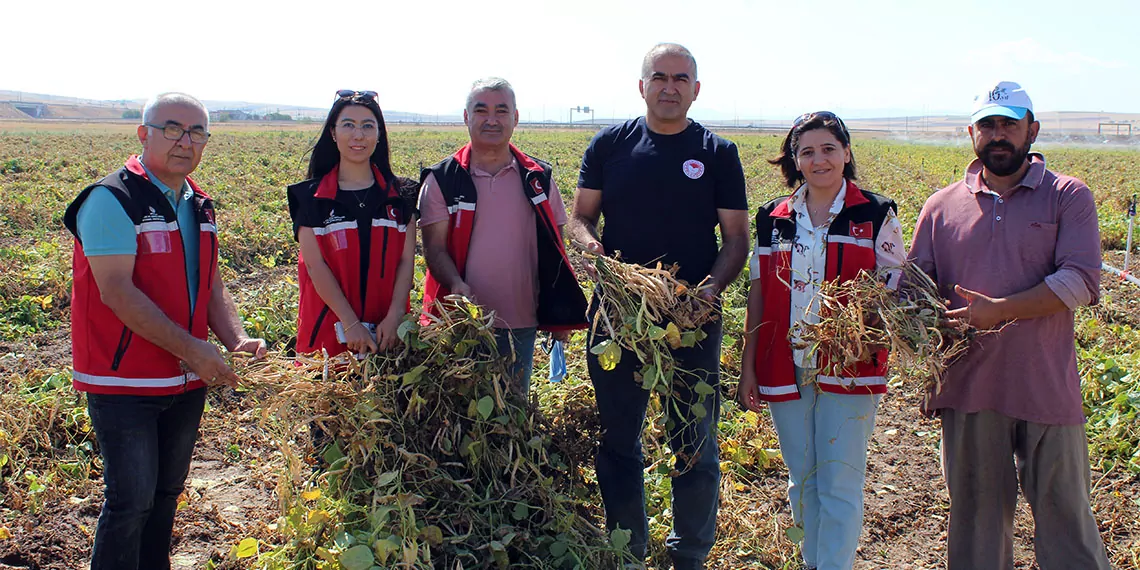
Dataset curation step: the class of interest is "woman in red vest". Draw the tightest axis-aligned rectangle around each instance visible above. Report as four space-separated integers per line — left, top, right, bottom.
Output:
738 112 907 570
287 90 416 357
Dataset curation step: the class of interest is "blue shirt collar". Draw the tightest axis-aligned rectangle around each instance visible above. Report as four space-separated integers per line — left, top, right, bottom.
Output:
139 159 192 205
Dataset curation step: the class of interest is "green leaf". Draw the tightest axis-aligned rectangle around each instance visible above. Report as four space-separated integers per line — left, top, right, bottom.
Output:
334 531 356 550
512 502 529 521
477 396 494 420
785 525 805 543
549 540 568 557
339 544 375 570
235 537 258 559
322 442 345 466
693 381 715 396
589 339 612 355
401 365 427 386
395 319 416 341
376 471 399 488
647 325 666 341
610 528 631 552
489 540 506 552
692 404 707 419
680 331 697 348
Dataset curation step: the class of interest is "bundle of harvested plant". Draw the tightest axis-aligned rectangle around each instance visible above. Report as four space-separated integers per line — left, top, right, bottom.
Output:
245 297 630 569
584 253 721 471
789 262 970 397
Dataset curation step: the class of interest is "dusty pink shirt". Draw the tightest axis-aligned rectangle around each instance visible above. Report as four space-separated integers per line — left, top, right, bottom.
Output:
419 158 568 329
908 153 1101 425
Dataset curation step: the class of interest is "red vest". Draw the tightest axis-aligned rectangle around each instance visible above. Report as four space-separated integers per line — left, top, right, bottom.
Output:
752 181 896 401
419 143 587 332
62 156 218 395
287 165 410 356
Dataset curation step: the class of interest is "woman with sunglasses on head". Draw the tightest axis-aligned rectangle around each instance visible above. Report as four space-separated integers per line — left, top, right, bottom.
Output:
738 112 906 570
287 90 417 357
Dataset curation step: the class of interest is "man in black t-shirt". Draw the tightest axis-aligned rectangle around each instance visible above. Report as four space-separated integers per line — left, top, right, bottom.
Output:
567 43 749 569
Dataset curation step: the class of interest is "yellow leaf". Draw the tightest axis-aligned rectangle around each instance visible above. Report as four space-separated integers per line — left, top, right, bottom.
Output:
235 537 258 559
599 340 622 371
301 489 321 501
664 322 682 350
0 527 10 540
674 283 688 296
308 509 330 526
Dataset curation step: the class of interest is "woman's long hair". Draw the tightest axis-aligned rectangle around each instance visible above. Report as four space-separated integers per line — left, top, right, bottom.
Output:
307 94 394 182
768 112 858 188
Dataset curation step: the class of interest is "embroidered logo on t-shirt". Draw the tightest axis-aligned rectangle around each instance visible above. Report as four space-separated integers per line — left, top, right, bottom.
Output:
682 159 705 180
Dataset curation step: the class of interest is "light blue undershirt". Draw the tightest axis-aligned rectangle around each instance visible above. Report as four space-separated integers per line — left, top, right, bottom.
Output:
75 162 201 311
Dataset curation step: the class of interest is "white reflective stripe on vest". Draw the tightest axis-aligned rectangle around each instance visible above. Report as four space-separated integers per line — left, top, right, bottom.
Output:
312 220 359 235
816 374 887 387
372 218 408 233
757 384 799 396
73 371 199 387
136 221 179 234
530 193 548 205
827 235 874 249
199 223 216 233
749 241 764 280
446 201 477 215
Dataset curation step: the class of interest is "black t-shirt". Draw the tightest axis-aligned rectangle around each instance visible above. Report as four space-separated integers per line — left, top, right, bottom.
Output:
577 117 748 284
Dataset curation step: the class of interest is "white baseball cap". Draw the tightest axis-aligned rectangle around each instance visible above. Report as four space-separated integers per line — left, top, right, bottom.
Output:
971 81 1033 124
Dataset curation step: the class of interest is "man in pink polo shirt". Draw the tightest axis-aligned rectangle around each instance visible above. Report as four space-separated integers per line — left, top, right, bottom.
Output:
419 77 587 393
909 81 1110 569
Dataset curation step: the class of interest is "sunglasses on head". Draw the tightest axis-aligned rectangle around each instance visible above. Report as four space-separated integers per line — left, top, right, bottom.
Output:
335 89 378 102
793 110 849 136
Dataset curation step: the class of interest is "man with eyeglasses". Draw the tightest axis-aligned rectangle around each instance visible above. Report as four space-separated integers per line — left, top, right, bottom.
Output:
567 43 749 569
909 81 1110 569
62 92 266 570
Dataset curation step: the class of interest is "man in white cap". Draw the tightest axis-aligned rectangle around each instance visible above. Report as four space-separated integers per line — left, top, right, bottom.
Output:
908 81 1110 569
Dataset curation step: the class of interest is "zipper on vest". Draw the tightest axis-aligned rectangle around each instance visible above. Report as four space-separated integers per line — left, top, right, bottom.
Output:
111 326 134 371
309 305 331 348
834 242 845 279
379 226 390 279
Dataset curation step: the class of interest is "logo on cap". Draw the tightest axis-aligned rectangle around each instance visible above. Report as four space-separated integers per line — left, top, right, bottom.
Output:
987 87 1010 103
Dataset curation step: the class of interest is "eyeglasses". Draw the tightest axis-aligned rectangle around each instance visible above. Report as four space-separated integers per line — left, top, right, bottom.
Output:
336 90 378 102
145 122 210 144
793 111 849 136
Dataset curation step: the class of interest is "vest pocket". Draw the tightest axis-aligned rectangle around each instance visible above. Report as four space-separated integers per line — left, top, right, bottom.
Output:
111 326 134 371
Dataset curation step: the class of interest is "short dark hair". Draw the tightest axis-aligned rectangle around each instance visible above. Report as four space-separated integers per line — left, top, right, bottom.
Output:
768 112 857 188
307 94 394 182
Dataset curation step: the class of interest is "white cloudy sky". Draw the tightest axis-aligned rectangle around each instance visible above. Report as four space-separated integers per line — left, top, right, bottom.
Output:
4 0 1136 121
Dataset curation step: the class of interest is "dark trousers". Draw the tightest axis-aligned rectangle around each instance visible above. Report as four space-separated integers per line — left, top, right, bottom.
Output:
588 317 722 568
86 388 207 570
941 409 1111 570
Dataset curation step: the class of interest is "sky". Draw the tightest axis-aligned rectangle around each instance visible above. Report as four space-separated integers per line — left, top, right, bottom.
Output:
3 0 1138 122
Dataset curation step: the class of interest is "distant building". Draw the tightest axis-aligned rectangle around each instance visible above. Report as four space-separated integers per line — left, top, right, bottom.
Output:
211 109 253 121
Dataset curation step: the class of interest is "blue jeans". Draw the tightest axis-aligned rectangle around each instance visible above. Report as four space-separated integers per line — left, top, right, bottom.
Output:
494 326 537 395
588 317 722 568
86 388 207 570
768 368 881 570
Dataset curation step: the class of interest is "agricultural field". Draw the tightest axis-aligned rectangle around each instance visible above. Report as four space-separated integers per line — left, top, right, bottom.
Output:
0 124 1138 569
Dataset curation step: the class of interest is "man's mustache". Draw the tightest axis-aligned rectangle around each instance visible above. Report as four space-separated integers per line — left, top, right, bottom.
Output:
984 141 1016 153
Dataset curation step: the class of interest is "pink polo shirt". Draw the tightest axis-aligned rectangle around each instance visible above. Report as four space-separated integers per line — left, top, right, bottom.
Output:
908 153 1101 425
419 158 568 329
